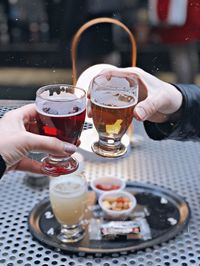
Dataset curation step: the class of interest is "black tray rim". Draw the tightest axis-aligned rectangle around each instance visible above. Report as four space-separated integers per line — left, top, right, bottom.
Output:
28 181 191 254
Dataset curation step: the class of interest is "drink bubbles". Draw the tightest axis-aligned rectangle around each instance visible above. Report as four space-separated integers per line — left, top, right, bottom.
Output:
50 174 87 226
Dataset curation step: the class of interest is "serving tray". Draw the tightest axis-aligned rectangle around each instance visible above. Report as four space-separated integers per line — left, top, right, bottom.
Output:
28 182 190 254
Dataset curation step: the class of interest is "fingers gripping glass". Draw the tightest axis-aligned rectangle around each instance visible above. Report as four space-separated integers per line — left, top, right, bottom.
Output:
35 84 86 176
90 73 138 158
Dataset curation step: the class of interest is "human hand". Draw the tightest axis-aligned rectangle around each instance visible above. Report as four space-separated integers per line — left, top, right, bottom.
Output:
87 67 183 124
0 104 77 174
123 67 183 123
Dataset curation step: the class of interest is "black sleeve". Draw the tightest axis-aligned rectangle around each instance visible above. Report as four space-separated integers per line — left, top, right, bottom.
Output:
0 154 6 178
144 84 200 141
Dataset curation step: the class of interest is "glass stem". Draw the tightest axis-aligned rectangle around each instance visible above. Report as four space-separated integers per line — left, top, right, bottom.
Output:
99 137 122 151
58 224 84 243
48 155 70 163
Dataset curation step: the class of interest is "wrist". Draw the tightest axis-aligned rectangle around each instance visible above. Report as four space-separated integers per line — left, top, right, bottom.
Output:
164 84 183 123
168 85 184 123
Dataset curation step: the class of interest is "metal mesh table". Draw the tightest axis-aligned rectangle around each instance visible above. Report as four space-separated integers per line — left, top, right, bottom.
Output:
0 101 200 266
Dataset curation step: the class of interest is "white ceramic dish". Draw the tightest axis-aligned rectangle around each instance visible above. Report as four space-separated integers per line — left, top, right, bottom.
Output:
98 190 137 219
90 176 126 198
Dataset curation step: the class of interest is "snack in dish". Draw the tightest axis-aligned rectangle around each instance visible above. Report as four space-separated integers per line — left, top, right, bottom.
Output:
101 195 132 211
90 176 126 198
98 190 136 219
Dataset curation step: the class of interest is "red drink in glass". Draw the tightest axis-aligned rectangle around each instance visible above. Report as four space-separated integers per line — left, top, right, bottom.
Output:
35 84 86 176
37 108 86 144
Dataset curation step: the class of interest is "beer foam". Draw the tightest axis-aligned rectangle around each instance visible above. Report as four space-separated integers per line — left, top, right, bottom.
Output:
91 90 137 109
96 76 130 88
50 175 86 198
36 99 86 117
41 91 77 101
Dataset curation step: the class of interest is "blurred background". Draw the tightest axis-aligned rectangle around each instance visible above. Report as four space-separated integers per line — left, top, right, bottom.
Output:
0 0 200 99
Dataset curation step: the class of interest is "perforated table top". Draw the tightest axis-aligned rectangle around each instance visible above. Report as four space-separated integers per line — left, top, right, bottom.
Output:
0 101 200 266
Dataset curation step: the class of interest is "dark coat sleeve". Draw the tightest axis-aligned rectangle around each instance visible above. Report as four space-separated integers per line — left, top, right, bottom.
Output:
0 154 6 178
144 84 200 141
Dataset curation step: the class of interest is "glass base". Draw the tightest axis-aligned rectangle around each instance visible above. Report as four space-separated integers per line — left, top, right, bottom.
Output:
41 156 79 176
58 224 85 243
92 141 127 158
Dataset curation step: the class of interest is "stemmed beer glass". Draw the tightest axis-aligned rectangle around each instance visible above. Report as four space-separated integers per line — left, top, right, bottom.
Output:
35 84 86 176
90 72 138 158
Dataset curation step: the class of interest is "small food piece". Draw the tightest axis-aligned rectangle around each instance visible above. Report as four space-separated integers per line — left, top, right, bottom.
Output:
116 202 123 209
95 183 120 191
111 185 121 190
123 202 130 209
105 196 117 203
102 196 132 211
102 200 111 209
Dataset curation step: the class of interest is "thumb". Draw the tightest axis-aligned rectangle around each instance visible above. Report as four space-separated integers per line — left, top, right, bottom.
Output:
134 96 160 121
26 133 77 156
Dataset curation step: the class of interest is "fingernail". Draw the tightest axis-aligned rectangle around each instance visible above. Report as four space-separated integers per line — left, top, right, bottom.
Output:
64 143 77 154
135 107 147 120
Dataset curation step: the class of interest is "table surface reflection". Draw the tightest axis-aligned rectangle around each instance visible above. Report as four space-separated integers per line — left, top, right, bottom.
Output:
0 100 200 266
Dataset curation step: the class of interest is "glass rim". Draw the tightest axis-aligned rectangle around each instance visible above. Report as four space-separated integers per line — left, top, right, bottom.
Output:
50 173 87 195
92 73 138 90
36 84 86 102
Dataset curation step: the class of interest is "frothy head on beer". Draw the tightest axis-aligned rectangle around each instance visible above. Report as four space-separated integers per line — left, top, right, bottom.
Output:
90 73 138 108
36 84 86 116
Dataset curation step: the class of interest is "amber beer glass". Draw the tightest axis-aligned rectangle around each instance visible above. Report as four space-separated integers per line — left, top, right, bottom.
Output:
35 84 86 175
90 72 138 157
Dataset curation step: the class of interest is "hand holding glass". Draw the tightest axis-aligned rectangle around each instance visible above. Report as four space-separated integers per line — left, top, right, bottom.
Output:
90 72 138 157
35 84 86 176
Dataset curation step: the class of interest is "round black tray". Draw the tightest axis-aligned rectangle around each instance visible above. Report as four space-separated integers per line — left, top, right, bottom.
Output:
28 182 190 254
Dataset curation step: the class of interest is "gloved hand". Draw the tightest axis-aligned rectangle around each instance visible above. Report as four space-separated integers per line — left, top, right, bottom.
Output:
0 104 77 173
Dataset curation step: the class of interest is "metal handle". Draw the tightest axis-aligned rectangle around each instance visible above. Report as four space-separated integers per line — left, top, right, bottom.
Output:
71 17 137 85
